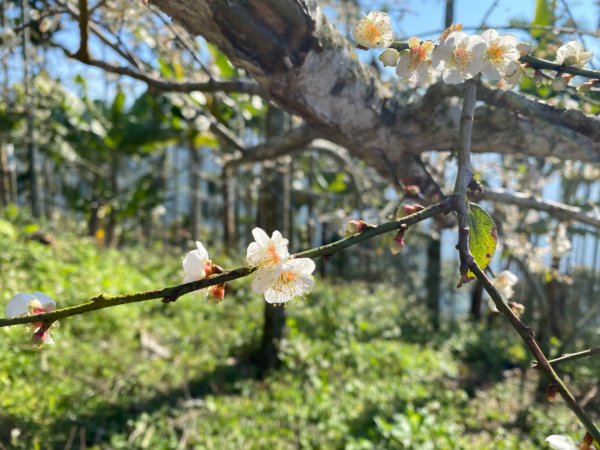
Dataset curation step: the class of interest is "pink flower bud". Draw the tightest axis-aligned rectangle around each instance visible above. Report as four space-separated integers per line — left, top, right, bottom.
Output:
345 220 372 237
389 228 406 255
405 185 421 196
209 284 225 303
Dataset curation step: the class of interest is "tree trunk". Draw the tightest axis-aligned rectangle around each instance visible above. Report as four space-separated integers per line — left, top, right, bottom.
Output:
189 142 201 240
425 234 442 328
254 106 290 371
222 163 237 250
21 0 42 218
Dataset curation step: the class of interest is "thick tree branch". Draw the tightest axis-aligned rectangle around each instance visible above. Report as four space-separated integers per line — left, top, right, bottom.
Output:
475 189 600 229
148 0 599 192
75 0 89 61
476 82 600 145
0 200 452 328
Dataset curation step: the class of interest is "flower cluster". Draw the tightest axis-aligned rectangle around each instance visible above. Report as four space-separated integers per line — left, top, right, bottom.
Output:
5 292 57 345
353 11 594 88
181 228 315 305
246 228 315 304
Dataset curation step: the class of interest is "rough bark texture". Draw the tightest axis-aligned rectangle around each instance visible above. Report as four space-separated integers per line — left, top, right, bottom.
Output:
150 0 599 186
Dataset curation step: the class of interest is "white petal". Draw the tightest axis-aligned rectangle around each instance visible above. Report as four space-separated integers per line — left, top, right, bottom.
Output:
445 31 467 46
482 64 502 81
545 435 578 450
194 241 209 261
251 267 281 294
251 227 270 246
431 46 449 69
443 68 464 85
6 292 36 318
480 29 497 44
286 258 316 276
182 250 206 279
31 292 56 309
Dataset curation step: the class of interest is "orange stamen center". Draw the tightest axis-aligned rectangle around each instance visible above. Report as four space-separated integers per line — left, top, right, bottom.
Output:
266 243 280 264
453 48 471 67
363 23 381 43
486 44 505 62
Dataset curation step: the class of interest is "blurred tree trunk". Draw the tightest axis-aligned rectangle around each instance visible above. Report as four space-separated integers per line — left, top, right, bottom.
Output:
189 140 201 240
255 106 290 371
222 163 237 250
0 145 10 207
105 154 119 247
426 234 442 328
21 0 42 218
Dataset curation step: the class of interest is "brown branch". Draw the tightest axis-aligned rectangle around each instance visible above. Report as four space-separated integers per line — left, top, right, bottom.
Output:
75 0 89 61
474 189 600 229
470 263 600 443
476 82 600 145
533 348 600 369
225 124 320 166
454 79 477 277
0 199 452 328
60 46 263 95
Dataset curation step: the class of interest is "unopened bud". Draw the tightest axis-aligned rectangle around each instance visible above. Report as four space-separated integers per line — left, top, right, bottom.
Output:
345 219 372 237
405 185 421 196
209 284 225 303
533 70 544 88
389 227 406 255
546 383 558 402
379 48 400 67
508 301 525 318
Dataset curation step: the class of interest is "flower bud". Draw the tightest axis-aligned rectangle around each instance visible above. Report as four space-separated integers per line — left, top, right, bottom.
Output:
379 48 400 67
508 301 525 318
533 70 544 87
345 219 372 237
209 284 225 303
405 185 421 196
389 227 406 255
546 383 558 402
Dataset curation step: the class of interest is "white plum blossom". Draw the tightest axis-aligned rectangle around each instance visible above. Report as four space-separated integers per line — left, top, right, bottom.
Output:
493 270 518 300
182 241 212 297
251 258 316 304
545 435 578 450
6 292 55 319
246 227 289 269
352 11 394 49
182 241 210 284
480 30 520 81
5 292 56 345
556 41 594 68
431 31 486 84
396 37 435 86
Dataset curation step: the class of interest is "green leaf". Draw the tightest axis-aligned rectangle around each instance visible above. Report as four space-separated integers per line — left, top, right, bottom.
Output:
467 203 497 278
531 0 554 39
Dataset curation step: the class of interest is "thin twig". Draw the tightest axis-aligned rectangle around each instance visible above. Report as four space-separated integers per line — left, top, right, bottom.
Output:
533 348 600 369
0 200 452 328
470 263 600 443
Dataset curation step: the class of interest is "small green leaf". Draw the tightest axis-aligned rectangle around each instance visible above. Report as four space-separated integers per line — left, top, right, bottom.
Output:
467 203 497 278
531 0 554 39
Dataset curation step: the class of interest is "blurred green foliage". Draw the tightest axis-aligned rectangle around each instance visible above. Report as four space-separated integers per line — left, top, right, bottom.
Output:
0 221 587 449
